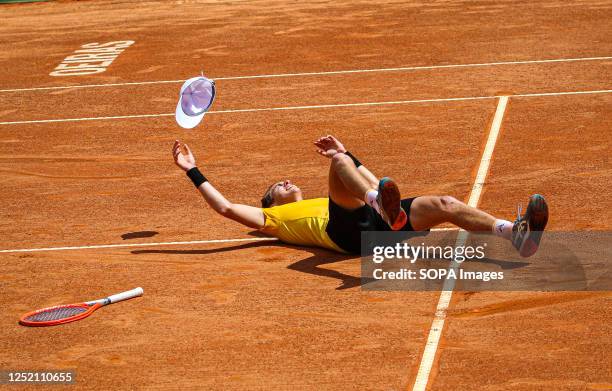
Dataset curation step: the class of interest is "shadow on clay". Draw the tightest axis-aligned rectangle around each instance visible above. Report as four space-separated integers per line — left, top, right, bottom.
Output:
121 231 159 240
130 235 371 290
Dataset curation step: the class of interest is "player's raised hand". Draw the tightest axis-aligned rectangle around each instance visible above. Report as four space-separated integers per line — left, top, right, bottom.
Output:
173 140 196 171
314 135 347 158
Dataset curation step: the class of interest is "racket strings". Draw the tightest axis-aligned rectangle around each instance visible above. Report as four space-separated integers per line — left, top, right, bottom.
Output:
24 306 88 322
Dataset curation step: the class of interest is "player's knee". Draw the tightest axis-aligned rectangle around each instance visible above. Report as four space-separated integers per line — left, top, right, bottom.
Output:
433 195 462 216
331 152 351 167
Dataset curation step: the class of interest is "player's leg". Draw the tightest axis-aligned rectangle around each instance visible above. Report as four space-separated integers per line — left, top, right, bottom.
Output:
315 136 405 229
325 153 378 254
328 153 407 229
327 153 370 210
409 194 549 257
409 196 496 231
355 164 379 189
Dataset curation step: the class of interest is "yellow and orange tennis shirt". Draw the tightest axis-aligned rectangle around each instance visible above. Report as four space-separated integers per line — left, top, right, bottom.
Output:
260 198 346 253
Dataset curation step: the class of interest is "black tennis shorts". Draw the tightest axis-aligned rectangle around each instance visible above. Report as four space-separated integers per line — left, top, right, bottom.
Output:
326 196 426 254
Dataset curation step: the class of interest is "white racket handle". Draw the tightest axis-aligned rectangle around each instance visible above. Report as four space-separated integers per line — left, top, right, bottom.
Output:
107 287 144 304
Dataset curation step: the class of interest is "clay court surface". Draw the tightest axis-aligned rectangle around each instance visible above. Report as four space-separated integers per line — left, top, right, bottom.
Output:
1 0 611 389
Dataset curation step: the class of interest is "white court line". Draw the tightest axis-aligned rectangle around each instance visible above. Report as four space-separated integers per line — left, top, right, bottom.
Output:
0 89 610 126
412 96 509 391
0 96 494 125
0 55 610 93
0 228 458 254
513 89 612 97
0 237 277 254
0 113 174 125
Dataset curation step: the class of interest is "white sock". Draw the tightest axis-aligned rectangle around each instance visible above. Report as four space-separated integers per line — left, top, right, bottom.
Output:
365 190 381 214
492 219 513 240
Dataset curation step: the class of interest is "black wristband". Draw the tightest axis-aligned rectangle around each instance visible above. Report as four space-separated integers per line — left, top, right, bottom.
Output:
345 151 363 167
186 167 208 188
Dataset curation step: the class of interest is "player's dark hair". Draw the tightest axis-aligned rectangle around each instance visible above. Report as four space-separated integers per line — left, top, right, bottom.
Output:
261 182 278 208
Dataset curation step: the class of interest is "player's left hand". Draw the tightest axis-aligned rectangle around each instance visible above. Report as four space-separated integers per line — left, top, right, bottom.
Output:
173 140 196 171
314 135 347 158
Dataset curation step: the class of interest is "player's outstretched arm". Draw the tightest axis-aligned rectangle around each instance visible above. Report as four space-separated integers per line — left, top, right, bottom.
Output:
172 140 265 229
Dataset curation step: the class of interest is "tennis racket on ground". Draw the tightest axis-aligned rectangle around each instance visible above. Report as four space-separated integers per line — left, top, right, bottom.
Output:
19 287 143 327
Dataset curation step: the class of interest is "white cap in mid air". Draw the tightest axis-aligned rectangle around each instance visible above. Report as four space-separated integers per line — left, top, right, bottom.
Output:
175 76 216 129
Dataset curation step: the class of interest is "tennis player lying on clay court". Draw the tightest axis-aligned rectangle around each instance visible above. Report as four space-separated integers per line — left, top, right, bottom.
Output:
172 135 548 256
